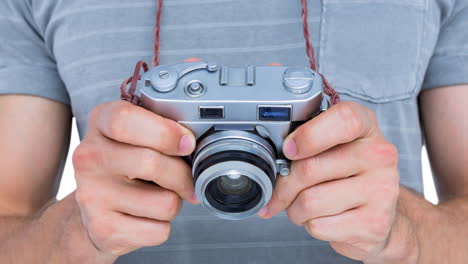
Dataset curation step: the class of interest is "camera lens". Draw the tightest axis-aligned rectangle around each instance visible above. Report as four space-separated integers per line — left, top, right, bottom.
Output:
204 174 262 213
192 131 278 220
218 175 252 195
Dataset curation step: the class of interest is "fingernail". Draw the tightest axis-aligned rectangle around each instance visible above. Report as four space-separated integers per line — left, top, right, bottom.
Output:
283 138 297 158
179 135 195 154
258 206 269 218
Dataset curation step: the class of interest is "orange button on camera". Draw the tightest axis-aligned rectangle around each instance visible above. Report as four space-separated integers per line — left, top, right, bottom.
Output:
184 57 203 62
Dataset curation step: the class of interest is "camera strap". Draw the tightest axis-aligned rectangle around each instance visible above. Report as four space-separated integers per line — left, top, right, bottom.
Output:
121 0 340 105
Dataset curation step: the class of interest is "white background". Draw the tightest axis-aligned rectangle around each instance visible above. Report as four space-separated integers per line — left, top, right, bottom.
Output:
57 119 439 204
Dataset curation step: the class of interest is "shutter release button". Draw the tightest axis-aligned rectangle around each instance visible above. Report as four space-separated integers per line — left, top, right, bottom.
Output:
185 81 206 97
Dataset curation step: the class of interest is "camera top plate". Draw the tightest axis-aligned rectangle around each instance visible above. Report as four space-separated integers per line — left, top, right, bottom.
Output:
138 62 325 123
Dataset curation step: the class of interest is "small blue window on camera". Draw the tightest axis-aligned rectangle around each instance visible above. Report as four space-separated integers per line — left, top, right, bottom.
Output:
258 106 291 121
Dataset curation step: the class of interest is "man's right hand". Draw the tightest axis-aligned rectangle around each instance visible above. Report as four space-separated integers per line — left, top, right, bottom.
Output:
73 101 199 257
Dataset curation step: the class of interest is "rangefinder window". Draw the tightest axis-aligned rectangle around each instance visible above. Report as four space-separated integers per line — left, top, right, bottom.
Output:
258 106 291 121
199 106 225 120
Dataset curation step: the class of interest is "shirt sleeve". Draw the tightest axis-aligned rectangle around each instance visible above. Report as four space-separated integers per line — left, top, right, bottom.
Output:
0 0 69 105
422 1 468 90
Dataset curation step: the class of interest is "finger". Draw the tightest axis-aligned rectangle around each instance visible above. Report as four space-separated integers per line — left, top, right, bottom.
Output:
89 101 196 156
83 209 171 256
329 212 408 261
112 213 171 254
261 140 397 218
283 101 379 160
75 137 197 204
108 141 196 203
304 200 394 245
286 174 372 225
304 208 366 242
103 180 183 221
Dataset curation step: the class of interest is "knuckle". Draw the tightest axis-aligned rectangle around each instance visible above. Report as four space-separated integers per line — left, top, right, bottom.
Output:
73 142 101 172
161 191 182 220
156 222 172 245
87 215 116 245
370 142 399 168
297 157 320 179
298 188 318 214
114 101 134 117
337 102 363 139
296 158 319 183
305 219 324 240
295 161 310 183
107 119 124 140
75 187 95 207
384 144 399 167
285 208 298 225
305 220 316 234
107 104 133 139
155 121 180 152
158 120 172 137
139 149 163 178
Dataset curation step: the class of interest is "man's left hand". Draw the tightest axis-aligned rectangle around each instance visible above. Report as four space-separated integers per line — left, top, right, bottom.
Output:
259 101 406 262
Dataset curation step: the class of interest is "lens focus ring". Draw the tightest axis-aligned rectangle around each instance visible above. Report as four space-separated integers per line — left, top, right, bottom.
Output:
192 131 277 220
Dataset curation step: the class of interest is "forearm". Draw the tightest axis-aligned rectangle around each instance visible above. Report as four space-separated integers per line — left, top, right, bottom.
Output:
0 194 116 264
388 187 468 264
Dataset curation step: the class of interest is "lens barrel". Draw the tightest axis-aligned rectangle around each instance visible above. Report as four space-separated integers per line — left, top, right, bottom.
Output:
192 131 277 220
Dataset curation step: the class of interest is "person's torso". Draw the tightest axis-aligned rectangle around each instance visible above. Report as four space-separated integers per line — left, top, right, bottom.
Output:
32 0 444 263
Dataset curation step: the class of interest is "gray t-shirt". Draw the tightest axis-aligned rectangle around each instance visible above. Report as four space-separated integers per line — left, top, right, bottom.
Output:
1 0 468 263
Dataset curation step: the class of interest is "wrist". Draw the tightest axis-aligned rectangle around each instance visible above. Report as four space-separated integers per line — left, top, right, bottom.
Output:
41 194 117 264
367 213 419 264
364 187 426 264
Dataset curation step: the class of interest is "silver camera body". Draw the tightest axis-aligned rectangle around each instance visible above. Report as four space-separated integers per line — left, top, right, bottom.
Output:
137 61 328 220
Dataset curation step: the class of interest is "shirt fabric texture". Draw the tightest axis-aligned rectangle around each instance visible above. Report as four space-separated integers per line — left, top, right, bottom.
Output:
1 0 468 263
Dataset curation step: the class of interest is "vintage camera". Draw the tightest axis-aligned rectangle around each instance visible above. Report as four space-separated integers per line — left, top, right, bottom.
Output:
136 61 328 220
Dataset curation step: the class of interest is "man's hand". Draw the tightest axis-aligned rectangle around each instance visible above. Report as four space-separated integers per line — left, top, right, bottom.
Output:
73 101 198 258
259 101 410 263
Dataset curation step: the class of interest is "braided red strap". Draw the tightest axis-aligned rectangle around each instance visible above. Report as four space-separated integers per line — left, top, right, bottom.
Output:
121 0 340 105
151 0 164 67
120 60 149 105
301 0 340 105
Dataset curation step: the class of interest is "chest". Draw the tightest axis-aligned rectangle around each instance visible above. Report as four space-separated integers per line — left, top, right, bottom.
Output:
40 0 439 135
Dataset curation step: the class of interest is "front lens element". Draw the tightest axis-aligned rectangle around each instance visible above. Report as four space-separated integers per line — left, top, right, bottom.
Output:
205 174 262 213
217 175 252 195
